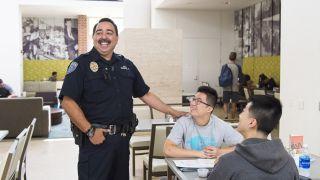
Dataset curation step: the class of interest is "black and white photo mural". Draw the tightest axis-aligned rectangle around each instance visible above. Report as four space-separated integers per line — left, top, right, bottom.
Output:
253 2 262 56
261 0 272 56
22 17 78 60
272 0 281 55
234 10 243 58
243 7 251 57
234 0 280 57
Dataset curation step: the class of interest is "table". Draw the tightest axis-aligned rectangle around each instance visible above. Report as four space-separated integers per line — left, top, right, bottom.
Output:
0 130 9 141
166 158 206 180
166 155 320 180
136 118 168 132
299 154 320 180
50 108 63 125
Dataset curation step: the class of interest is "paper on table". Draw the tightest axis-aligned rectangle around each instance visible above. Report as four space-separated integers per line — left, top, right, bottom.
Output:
173 159 215 168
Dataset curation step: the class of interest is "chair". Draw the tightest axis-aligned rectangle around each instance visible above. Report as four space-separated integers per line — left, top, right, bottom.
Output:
130 136 150 176
35 92 58 107
17 118 36 180
0 127 28 180
143 122 174 180
130 106 153 176
253 89 266 95
274 92 280 100
0 141 18 180
243 88 250 100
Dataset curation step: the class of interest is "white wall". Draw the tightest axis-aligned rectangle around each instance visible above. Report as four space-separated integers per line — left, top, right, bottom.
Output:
123 0 151 28
280 0 320 155
151 6 234 95
0 0 123 95
0 1 22 95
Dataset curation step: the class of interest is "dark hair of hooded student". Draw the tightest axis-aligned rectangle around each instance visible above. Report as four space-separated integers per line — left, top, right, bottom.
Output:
248 95 282 135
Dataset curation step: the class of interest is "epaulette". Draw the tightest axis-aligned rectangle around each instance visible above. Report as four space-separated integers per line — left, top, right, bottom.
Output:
115 53 124 58
73 53 90 62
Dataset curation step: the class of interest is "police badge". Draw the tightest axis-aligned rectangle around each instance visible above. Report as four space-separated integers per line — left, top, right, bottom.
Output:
90 61 99 72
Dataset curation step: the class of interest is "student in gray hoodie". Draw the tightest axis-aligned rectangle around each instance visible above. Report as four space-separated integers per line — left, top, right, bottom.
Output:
208 95 299 180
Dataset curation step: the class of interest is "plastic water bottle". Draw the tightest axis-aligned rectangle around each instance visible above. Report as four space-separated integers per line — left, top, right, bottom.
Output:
299 144 310 177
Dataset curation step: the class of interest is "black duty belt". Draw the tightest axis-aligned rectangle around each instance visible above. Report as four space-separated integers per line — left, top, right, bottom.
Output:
91 123 131 136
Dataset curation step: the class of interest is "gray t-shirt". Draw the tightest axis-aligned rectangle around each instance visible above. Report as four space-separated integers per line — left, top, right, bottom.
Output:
167 115 243 151
223 63 239 92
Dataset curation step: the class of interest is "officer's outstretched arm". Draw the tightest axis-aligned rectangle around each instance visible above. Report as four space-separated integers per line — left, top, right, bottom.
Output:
139 92 188 119
61 96 91 133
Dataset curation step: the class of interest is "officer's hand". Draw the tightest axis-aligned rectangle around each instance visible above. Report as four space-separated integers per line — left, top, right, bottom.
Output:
89 128 107 145
170 110 188 119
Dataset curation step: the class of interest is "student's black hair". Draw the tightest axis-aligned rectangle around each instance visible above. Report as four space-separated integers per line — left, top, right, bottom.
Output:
248 95 282 135
197 86 218 108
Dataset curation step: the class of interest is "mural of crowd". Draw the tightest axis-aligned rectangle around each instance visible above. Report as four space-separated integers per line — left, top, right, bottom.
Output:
22 17 78 60
234 0 280 57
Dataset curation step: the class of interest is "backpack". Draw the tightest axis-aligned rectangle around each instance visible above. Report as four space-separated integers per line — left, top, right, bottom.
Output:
219 64 243 87
219 64 233 87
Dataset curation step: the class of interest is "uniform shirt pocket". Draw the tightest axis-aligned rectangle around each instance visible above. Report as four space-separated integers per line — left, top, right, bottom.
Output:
84 74 113 103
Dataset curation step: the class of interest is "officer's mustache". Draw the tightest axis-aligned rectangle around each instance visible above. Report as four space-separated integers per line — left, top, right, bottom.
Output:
98 39 111 45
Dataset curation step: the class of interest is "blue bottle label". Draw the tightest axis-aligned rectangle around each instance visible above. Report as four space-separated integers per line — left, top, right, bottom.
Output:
299 155 310 169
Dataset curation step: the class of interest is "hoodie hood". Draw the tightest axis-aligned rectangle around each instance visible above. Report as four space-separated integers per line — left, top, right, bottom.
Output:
235 138 290 174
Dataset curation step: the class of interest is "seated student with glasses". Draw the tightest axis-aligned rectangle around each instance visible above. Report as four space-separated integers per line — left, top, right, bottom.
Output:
164 86 243 158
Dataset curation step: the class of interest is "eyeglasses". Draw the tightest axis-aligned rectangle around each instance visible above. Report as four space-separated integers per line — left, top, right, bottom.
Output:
187 97 212 107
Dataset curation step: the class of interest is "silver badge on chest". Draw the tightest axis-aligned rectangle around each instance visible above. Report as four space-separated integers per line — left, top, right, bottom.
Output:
90 61 99 72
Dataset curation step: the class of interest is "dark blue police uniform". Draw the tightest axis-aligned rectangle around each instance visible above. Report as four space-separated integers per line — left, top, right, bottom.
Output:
59 47 150 180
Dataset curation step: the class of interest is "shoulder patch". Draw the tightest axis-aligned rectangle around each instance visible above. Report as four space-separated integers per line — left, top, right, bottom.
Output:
67 62 78 74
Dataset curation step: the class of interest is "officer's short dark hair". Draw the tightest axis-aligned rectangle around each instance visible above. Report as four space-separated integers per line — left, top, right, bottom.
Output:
52 71 57 76
248 95 282 135
92 18 118 36
197 86 218 108
229 52 237 61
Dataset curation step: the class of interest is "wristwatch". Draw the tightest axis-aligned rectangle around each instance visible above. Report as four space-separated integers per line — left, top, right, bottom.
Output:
86 126 96 138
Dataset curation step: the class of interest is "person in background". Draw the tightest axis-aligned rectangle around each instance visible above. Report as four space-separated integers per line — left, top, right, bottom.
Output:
242 74 255 97
49 71 58 81
59 18 187 180
0 79 15 98
258 73 269 89
222 52 242 120
208 95 299 180
164 86 243 158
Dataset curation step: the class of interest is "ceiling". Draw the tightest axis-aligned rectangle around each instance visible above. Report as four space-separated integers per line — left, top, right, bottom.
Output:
20 1 124 18
156 0 263 10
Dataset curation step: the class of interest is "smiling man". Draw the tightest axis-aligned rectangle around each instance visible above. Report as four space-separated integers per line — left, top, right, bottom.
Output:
59 18 187 180
164 86 243 158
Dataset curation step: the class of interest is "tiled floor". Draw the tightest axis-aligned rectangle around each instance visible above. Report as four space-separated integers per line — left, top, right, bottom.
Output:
0 137 163 180
0 106 240 180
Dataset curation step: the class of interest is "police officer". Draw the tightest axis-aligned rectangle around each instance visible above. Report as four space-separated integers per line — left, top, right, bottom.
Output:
59 18 187 180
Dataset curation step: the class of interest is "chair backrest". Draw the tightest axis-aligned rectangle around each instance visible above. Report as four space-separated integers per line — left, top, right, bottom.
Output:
0 140 18 180
6 129 28 180
243 88 250 100
274 92 280 100
17 118 37 180
254 89 266 95
35 92 58 106
166 126 173 137
149 122 175 160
